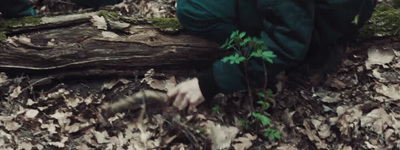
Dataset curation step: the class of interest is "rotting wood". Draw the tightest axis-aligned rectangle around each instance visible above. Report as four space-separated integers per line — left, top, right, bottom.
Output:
0 12 226 78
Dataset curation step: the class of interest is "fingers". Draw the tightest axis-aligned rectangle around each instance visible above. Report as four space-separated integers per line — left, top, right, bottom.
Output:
166 85 179 102
166 78 205 112
179 93 192 110
173 91 185 110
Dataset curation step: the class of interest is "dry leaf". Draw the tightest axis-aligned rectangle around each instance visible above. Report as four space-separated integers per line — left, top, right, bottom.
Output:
375 83 400 100
318 124 331 139
26 99 37 106
49 110 72 127
303 120 328 149
64 96 82 108
101 79 130 90
10 86 22 98
92 130 109 144
102 31 119 38
365 46 395 69
4 121 21 131
330 78 347 89
233 133 257 150
65 123 80 133
282 109 295 127
321 96 339 103
90 15 107 30
141 69 176 91
0 72 8 85
360 108 393 134
25 109 39 119
40 120 59 134
17 142 33 150
48 136 68 148
337 106 362 140
206 121 239 150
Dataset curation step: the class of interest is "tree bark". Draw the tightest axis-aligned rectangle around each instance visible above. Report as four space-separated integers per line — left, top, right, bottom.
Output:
0 13 226 78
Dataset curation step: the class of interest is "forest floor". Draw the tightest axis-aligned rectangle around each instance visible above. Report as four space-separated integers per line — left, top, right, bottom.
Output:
1 0 400 150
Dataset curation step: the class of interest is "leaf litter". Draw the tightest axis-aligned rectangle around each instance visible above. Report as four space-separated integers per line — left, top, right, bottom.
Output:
1 1 400 149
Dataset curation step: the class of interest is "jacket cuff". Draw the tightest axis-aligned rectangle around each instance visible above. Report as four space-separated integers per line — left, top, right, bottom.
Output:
197 68 221 100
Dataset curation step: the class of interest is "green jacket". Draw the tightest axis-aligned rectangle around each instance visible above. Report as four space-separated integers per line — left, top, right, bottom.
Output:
177 0 375 99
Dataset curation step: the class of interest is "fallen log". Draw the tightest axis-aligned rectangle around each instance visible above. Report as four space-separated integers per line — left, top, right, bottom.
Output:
0 12 226 78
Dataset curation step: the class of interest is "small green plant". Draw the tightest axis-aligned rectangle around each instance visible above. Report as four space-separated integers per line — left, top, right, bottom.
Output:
265 127 281 140
212 104 221 112
221 30 279 140
221 31 276 65
239 119 250 129
221 30 276 106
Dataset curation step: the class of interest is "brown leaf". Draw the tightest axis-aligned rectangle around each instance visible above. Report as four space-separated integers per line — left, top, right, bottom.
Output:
141 69 176 91
303 120 328 149
321 96 339 103
65 123 81 133
4 121 21 131
360 108 393 134
90 15 107 30
17 142 33 150
0 72 8 85
330 78 347 89
48 136 68 148
375 83 400 100
40 120 59 134
233 133 257 150
101 79 130 90
101 31 119 38
49 110 72 127
365 46 395 69
25 109 39 119
92 130 109 144
10 86 22 99
206 121 239 150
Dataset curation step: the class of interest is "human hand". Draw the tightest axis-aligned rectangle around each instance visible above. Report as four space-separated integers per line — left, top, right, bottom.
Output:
166 78 205 112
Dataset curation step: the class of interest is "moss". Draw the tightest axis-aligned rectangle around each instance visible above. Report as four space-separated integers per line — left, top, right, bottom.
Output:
0 32 6 41
149 18 183 34
360 4 400 38
0 16 41 29
98 10 120 21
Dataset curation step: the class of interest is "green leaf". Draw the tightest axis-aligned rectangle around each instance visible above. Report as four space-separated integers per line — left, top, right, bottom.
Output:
262 51 276 63
253 113 271 126
265 128 280 140
264 102 271 109
266 89 273 96
230 30 238 39
243 37 252 43
239 32 246 39
221 41 229 48
257 100 264 104
273 132 281 139
239 120 249 129
222 57 229 63
257 93 266 98
212 105 221 112
352 14 359 25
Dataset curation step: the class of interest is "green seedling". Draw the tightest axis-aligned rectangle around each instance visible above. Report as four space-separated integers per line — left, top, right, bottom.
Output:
221 30 280 140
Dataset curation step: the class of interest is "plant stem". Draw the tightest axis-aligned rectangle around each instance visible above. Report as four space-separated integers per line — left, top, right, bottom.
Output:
262 62 268 89
243 61 254 113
